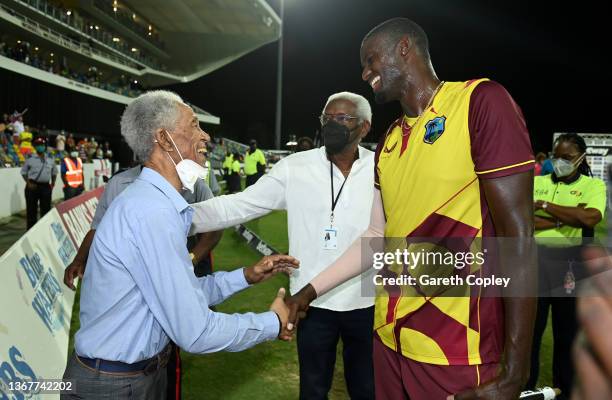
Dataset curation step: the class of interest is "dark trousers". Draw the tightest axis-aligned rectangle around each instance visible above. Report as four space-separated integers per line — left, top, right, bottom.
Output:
297 306 375 400
245 173 261 188
228 173 241 193
64 186 84 200
61 352 167 400
527 297 577 400
526 246 582 400
25 183 51 229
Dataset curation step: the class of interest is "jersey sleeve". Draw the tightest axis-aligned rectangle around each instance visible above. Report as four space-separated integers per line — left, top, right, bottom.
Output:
469 81 535 179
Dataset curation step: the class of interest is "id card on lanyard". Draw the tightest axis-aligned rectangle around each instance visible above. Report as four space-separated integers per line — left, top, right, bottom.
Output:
323 161 348 250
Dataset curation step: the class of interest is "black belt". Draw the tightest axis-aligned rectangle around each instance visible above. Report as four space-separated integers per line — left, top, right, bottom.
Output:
77 343 172 374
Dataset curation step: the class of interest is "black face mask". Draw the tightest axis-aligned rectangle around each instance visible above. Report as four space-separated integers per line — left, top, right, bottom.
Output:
322 120 358 155
249 145 256 152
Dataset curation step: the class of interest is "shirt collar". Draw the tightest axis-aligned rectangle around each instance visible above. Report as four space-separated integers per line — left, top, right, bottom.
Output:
551 172 582 185
318 145 364 164
138 167 190 213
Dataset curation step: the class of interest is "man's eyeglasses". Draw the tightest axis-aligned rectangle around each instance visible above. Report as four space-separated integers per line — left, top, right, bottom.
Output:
319 113 359 126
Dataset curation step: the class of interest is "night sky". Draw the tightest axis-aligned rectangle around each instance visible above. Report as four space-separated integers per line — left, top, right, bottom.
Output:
169 0 610 154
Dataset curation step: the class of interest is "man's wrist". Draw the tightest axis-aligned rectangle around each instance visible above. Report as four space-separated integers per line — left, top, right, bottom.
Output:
72 256 86 265
300 284 318 303
243 267 254 285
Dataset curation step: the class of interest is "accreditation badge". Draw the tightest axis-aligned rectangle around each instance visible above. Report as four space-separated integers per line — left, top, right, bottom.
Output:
564 261 576 295
323 228 338 250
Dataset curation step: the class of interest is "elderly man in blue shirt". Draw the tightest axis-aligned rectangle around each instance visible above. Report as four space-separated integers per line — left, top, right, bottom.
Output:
62 91 298 399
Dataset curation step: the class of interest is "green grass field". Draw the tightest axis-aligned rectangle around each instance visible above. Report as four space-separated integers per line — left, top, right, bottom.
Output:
68 210 554 398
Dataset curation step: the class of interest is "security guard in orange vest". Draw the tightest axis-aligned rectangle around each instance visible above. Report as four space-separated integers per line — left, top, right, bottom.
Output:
61 150 85 200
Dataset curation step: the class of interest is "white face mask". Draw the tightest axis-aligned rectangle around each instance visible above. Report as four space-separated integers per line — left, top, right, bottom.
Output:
552 153 585 178
163 131 207 193
70 151 79 158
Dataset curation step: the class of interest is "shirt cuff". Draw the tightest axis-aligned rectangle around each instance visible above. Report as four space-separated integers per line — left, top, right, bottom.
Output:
227 267 251 290
259 310 281 340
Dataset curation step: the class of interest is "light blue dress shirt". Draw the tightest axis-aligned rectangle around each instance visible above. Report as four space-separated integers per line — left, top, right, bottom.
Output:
90 165 213 229
75 167 279 363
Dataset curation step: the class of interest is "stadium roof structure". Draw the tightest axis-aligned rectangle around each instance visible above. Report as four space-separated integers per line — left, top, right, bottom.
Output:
82 0 282 84
74 0 281 86
0 0 282 124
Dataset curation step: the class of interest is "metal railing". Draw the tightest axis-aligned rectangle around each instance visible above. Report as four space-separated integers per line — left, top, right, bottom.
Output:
12 0 164 70
0 3 143 70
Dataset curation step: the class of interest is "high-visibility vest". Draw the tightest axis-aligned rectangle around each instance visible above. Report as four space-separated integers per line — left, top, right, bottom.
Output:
204 160 212 185
222 155 233 173
64 157 83 188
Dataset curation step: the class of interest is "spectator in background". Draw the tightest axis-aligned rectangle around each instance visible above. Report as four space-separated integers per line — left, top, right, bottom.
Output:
201 151 220 196
243 139 266 188
222 151 234 190
10 111 25 136
19 127 34 157
528 133 606 399
534 152 547 176
296 136 315 152
541 152 554 175
61 149 85 200
56 130 66 153
66 133 75 152
0 145 12 167
103 141 113 160
21 137 57 229
0 124 13 167
228 152 242 193
78 142 88 161
87 137 97 161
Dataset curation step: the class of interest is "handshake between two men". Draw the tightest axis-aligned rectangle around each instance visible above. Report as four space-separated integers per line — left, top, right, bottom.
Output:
255 254 320 342
64 249 312 342
262 262 318 341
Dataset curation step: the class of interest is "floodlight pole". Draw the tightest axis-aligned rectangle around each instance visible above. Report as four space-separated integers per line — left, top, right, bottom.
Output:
274 0 284 150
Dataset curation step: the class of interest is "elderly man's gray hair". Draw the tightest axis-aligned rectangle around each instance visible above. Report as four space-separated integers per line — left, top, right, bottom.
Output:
120 90 184 161
323 92 372 123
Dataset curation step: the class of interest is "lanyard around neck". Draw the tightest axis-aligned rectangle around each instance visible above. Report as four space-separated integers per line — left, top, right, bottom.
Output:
330 161 349 226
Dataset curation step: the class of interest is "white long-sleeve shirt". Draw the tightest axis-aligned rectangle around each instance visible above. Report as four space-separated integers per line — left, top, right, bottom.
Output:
191 146 375 311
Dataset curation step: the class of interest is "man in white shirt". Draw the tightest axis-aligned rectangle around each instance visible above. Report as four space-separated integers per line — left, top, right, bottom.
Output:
190 92 376 400
56 131 66 153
